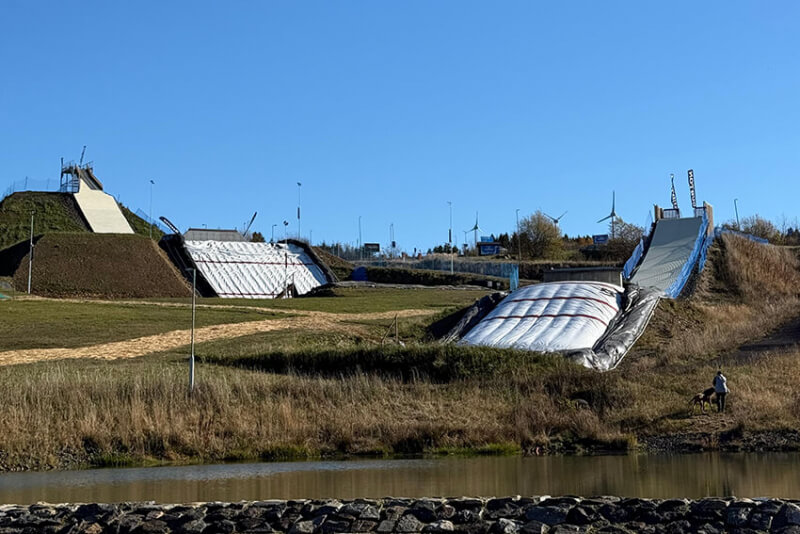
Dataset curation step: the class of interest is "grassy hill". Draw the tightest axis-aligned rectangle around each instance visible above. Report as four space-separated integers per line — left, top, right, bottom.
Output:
0 192 161 251
1 233 190 298
0 192 89 250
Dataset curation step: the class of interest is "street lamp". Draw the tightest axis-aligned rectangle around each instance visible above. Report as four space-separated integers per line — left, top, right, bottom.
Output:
358 215 363 261
297 182 302 239
27 211 34 294
189 268 196 393
283 220 289 295
448 201 453 273
734 198 740 230
149 179 155 239
515 208 522 262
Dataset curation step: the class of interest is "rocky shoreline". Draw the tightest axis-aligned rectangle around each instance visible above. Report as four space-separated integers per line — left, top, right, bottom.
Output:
2 496 800 534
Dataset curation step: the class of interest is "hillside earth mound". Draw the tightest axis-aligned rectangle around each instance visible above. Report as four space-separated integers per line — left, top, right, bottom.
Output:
0 192 161 250
0 233 190 298
0 192 89 250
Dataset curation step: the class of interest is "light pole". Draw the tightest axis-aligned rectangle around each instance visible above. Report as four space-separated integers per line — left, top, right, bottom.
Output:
358 215 363 261
271 223 277 243
27 211 34 294
515 208 522 262
283 220 289 296
448 201 453 273
149 179 155 239
734 198 740 230
189 267 196 393
297 182 302 239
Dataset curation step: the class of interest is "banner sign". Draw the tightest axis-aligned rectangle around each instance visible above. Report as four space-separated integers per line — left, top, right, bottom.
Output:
363 243 380 253
593 234 609 245
688 169 697 208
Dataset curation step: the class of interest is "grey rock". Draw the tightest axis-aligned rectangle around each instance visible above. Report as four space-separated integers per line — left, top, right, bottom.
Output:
290 519 319 534
775 504 800 527
520 520 549 534
396 514 426 533
351 520 379 532
524 507 568 527
748 511 772 530
725 505 752 527
489 518 520 534
178 520 207 534
377 520 396 533
436 505 456 520
384 506 407 521
136 520 170 533
423 519 455 532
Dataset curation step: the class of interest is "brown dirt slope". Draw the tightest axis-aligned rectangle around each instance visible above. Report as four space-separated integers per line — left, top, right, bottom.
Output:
11 233 191 298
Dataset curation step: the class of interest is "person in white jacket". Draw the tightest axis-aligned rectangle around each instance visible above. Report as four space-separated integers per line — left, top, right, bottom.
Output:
713 370 729 413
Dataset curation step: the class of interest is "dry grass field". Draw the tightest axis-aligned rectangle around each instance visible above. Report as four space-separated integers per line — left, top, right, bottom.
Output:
0 235 798 471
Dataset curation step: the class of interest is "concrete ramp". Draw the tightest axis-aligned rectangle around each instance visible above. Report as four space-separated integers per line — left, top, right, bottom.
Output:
630 217 705 293
73 185 134 234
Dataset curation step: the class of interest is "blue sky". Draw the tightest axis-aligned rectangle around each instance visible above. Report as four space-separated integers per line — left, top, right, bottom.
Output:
2 1 799 251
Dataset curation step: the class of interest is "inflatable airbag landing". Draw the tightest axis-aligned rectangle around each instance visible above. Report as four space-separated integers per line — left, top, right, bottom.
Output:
460 281 622 352
184 240 328 298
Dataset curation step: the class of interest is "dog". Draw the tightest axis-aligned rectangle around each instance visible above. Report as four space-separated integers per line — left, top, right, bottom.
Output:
688 387 716 415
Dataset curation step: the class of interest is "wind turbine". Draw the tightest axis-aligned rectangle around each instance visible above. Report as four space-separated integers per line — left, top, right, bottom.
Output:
544 211 568 225
466 212 482 247
597 191 618 239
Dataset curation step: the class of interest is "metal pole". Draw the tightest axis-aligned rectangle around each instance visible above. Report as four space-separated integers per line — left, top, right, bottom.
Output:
271 224 277 243
515 208 521 262
284 221 289 296
734 198 740 230
448 201 453 274
297 182 302 239
189 268 196 393
149 180 155 239
27 211 34 294
358 216 362 261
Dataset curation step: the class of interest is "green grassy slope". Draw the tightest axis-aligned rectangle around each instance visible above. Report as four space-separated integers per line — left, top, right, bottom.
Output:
0 192 88 250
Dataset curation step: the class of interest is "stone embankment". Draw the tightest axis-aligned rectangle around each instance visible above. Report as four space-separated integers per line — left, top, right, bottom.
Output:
1 496 800 534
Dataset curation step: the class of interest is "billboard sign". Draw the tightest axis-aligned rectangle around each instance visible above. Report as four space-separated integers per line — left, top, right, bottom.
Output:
363 243 380 253
593 234 609 245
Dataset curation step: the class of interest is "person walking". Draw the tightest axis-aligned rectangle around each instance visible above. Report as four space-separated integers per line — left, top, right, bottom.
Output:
713 370 729 413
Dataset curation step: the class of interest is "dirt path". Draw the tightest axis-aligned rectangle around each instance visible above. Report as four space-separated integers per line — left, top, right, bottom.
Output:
0 308 437 366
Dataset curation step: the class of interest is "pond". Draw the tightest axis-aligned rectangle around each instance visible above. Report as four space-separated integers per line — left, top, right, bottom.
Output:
1 453 799 504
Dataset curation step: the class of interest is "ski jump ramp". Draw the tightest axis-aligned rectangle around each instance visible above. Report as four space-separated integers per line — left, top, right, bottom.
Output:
461 211 712 370
183 240 331 299
73 181 134 234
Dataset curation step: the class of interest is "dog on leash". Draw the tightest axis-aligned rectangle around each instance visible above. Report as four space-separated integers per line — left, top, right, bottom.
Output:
688 387 716 415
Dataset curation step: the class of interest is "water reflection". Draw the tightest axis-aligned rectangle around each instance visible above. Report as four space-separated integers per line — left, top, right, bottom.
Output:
0 453 799 504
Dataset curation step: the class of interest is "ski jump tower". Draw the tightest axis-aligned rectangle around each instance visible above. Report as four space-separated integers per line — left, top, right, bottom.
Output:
60 160 134 234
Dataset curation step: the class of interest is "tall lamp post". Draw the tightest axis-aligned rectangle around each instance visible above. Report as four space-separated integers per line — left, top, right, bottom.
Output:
283 220 289 295
734 198 740 230
27 211 34 294
189 268 196 393
358 215 363 261
297 182 302 239
448 201 453 274
515 208 522 262
149 179 155 239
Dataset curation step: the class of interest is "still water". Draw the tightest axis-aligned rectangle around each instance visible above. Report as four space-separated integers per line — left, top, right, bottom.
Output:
1 453 799 504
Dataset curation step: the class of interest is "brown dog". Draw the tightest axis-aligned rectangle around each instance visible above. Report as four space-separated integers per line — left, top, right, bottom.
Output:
688 387 716 415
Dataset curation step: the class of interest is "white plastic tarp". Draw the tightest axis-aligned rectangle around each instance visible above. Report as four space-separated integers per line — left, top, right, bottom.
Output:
461 281 623 352
184 240 328 298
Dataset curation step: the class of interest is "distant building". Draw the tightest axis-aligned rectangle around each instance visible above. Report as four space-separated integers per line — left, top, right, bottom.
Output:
184 228 246 242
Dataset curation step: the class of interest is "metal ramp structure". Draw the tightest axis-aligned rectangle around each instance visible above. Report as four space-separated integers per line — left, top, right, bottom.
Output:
460 203 716 370
61 162 134 234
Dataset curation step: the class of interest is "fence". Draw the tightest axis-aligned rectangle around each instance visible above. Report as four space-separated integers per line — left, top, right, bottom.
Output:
1 178 64 201
134 209 168 234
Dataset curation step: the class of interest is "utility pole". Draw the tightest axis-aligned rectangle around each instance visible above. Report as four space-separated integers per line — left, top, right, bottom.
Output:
27 211 34 294
734 198 740 230
297 182 302 239
448 201 454 274
358 216 363 261
149 180 155 239
516 208 522 262
283 220 289 296
189 268 196 393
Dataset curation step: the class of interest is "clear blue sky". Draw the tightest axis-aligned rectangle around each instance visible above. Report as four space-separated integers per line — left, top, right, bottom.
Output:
2 1 799 251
